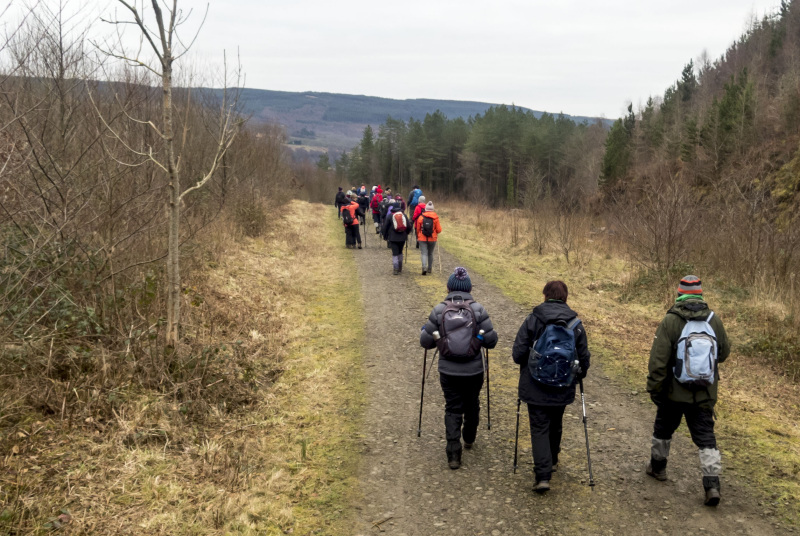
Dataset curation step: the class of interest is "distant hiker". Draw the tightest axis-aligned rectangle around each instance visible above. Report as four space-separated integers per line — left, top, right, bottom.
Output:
379 195 392 227
512 280 590 494
370 186 384 234
407 185 423 217
412 195 427 223
419 267 498 469
394 195 407 213
358 183 367 196
645 276 730 507
334 187 346 218
414 201 441 275
381 202 411 274
340 192 364 249
356 190 370 224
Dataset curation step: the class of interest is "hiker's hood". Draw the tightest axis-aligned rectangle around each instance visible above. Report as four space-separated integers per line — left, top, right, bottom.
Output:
668 298 710 321
531 300 578 324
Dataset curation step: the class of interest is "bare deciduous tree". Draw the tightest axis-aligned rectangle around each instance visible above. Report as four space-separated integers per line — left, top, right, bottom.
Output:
96 0 242 346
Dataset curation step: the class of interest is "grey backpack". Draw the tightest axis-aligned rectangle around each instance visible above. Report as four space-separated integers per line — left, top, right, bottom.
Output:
436 297 482 362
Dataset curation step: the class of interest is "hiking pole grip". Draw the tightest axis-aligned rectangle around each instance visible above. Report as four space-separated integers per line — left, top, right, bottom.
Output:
513 398 521 474
418 349 428 437
579 379 596 491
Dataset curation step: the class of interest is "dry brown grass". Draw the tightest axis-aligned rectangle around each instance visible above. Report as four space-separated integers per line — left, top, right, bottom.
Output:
0 201 364 534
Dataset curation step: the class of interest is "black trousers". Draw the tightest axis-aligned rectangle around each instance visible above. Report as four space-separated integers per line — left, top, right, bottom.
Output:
440 372 484 454
653 401 716 449
527 404 566 481
345 225 361 246
390 241 404 256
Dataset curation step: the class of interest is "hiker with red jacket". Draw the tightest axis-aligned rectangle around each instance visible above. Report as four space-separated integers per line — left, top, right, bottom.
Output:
412 195 427 223
381 202 411 274
420 267 498 469
370 186 384 234
340 192 364 249
414 201 441 275
512 280 590 494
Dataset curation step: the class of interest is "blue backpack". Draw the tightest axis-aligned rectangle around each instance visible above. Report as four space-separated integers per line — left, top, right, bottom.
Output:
528 318 581 387
411 188 422 205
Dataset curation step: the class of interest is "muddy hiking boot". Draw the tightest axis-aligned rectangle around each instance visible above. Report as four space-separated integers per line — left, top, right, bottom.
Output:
533 480 550 494
447 450 461 470
703 476 721 506
646 459 667 481
463 442 473 450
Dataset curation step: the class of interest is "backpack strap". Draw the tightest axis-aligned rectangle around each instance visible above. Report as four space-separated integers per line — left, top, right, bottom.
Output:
566 317 581 330
706 311 714 322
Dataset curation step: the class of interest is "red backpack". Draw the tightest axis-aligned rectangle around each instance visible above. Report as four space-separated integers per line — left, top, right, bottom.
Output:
392 212 407 232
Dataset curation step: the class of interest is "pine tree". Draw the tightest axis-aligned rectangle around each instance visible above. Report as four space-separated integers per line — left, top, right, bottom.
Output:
317 152 331 170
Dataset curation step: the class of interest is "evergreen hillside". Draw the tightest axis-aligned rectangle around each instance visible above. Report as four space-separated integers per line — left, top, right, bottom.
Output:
224 88 609 154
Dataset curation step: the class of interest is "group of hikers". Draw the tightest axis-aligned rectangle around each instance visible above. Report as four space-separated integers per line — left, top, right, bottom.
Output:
333 186 729 507
335 184 441 275
419 271 728 506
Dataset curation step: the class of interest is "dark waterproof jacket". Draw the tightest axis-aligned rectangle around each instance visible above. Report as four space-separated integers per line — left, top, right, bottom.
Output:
357 194 370 214
381 208 411 242
512 301 591 406
420 292 498 376
334 191 346 208
646 298 730 409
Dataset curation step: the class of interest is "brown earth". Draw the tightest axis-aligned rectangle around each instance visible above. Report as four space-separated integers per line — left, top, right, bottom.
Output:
348 228 792 536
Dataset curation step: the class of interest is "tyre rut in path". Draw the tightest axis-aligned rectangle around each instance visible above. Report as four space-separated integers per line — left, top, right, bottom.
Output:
351 235 787 535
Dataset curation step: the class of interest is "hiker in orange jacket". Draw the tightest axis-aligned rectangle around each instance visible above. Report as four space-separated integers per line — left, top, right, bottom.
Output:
414 201 442 275
340 192 365 249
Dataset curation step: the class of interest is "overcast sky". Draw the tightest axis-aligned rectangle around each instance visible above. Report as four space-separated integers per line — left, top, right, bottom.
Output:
15 0 783 119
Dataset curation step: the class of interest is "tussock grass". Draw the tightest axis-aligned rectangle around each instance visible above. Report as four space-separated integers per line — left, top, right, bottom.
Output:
0 201 364 534
435 200 800 524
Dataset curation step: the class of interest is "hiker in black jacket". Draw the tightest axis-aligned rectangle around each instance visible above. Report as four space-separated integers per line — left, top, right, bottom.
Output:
420 267 498 470
334 187 346 218
381 203 411 274
512 280 590 493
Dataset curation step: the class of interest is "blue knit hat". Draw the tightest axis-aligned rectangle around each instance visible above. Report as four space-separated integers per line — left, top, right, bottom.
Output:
447 267 472 292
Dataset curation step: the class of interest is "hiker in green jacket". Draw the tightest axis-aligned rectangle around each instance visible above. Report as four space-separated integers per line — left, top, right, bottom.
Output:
645 275 730 507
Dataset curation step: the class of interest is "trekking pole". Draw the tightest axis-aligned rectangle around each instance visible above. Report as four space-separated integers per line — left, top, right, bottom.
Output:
513 398 521 474
417 348 428 437
579 377 596 491
481 346 491 430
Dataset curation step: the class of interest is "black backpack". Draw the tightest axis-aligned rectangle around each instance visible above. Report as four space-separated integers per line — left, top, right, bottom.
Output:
436 297 482 361
342 206 355 225
421 214 435 237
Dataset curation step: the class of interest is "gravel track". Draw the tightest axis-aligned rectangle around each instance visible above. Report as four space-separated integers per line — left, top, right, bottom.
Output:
351 231 788 536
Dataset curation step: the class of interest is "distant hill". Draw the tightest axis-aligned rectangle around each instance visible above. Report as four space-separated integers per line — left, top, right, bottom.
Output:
227 88 609 156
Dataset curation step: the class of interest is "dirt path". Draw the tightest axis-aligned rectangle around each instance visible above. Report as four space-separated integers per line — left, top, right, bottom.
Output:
351 231 789 535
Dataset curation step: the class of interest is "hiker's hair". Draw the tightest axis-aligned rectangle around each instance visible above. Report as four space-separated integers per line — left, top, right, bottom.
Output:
543 280 568 302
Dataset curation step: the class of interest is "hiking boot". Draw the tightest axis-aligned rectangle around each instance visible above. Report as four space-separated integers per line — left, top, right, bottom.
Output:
357 245 362 249
463 442 473 450
551 463 558 473
447 450 461 470
704 487 720 506
422 270 426 275
533 480 550 494
646 461 667 481
393 269 399 275
703 476 721 506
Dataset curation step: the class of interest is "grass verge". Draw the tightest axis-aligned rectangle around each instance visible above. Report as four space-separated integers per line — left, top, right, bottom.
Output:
0 201 364 535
